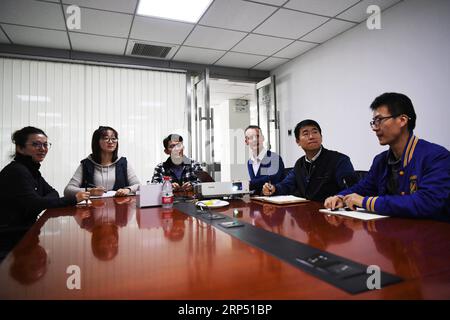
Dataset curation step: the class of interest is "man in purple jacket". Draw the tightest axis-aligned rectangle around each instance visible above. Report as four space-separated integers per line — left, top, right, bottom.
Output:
325 92 450 220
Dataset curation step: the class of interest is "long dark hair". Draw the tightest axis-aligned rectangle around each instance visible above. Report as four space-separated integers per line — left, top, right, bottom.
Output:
11 126 47 156
91 126 119 164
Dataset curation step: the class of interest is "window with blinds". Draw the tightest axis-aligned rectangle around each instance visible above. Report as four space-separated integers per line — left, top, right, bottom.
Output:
0 58 188 193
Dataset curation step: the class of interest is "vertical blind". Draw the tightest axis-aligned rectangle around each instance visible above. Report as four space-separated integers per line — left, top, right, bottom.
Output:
0 58 188 194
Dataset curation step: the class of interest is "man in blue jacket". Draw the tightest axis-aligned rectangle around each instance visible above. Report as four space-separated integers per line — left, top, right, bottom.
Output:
245 125 285 195
324 92 450 220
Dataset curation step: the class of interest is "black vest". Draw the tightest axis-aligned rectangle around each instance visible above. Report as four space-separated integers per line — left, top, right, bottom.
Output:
80 157 129 191
293 148 345 202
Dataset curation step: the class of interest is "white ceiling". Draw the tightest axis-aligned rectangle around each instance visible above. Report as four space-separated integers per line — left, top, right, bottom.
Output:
209 79 256 106
0 0 402 71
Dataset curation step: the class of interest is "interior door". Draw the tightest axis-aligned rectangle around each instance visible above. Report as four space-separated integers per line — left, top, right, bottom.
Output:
256 75 279 153
192 69 216 178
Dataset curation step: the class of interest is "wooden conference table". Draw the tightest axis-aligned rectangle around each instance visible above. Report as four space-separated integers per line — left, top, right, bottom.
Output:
0 195 449 299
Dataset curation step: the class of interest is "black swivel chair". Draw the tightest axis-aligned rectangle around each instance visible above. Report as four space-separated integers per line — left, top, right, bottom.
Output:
355 170 369 181
343 170 368 187
196 170 215 183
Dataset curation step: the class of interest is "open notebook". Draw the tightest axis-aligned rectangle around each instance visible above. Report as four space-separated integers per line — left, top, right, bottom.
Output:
319 208 389 221
251 195 310 205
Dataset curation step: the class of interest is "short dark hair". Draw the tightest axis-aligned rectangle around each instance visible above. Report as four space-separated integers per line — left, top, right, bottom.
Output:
163 134 183 150
370 92 416 131
91 126 119 164
12 126 47 155
244 125 262 135
294 120 322 140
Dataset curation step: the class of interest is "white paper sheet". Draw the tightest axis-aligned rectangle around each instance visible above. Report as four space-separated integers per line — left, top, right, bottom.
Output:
319 208 389 221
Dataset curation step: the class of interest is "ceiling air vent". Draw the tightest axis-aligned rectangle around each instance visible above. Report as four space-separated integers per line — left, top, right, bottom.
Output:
130 42 173 58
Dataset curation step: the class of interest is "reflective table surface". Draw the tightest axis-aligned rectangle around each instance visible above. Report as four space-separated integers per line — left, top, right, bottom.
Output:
1 196 449 299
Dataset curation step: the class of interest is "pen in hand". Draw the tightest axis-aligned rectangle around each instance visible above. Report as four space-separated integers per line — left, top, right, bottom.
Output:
262 181 275 196
84 181 88 206
86 183 105 196
267 180 274 195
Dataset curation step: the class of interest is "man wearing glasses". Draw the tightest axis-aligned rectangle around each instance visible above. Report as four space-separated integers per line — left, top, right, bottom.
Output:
325 92 450 220
151 134 202 191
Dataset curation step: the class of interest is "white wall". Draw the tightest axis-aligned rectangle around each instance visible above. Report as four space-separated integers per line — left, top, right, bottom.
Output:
0 58 187 193
273 0 450 170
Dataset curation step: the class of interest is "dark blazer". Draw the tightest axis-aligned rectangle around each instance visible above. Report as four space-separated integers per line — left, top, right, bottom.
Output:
248 150 285 195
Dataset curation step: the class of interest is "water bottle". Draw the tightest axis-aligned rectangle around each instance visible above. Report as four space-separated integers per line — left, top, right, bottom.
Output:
162 176 174 209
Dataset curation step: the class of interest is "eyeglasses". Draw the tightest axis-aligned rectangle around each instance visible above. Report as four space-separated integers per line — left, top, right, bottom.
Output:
369 115 398 128
101 137 118 143
27 142 52 149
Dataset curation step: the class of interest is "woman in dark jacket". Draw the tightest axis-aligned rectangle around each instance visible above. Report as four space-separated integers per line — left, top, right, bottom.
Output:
0 126 89 228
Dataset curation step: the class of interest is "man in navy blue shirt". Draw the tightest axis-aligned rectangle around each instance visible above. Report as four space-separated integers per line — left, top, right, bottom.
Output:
262 120 355 202
245 125 285 195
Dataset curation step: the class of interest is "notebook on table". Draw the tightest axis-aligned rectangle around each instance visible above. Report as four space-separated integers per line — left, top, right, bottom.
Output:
251 195 310 205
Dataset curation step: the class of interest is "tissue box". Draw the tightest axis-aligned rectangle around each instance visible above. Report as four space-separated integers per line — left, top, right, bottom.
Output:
137 183 163 208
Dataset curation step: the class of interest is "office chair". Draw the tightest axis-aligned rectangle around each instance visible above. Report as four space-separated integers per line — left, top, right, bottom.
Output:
355 170 369 181
343 170 368 187
196 170 215 183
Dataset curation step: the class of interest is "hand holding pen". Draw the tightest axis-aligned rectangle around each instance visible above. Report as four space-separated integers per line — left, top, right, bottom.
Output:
83 180 91 205
74 180 90 205
74 191 90 204
88 186 106 196
262 181 276 196
84 181 106 196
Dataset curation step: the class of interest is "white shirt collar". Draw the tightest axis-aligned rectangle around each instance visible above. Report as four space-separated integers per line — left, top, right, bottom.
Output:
250 147 267 163
305 146 322 163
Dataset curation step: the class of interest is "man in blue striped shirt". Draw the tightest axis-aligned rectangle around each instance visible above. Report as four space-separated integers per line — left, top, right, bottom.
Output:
245 125 285 195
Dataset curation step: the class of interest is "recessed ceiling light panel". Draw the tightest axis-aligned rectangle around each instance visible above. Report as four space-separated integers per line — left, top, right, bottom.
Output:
137 0 212 23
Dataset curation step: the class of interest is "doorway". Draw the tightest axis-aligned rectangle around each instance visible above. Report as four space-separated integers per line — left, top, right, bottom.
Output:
190 71 278 183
